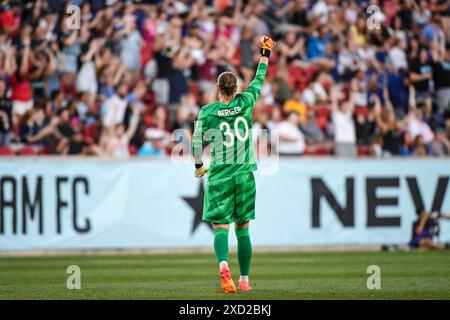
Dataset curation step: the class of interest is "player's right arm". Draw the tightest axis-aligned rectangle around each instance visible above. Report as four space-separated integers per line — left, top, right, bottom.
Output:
192 108 208 178
240 36 276 108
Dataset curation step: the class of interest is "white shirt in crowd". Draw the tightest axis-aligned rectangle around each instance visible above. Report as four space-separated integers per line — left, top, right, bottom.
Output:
407 118 435 144
76 61 98 94
302 87 316 106
388 46 408 71
313 82 328 102
102 95 128 127
277 120 305 154
108 136 130 158
120 30 143 71
332 111 356 144
311 0 330 24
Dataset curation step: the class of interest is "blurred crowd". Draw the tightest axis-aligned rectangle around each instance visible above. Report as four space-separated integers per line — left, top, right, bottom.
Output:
0 0 449 158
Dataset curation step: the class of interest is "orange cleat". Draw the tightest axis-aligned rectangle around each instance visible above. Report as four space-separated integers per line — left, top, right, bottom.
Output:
220 264 237 293
238 280 252 291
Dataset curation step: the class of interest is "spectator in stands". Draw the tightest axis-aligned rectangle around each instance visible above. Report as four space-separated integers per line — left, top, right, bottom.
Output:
413 0 431 27
100 103 140 158
101 83 129 128
431 32 450 115
430 128 450 156
277 112 305 156
11 32 32 116
283 89 307 122
301 108 332 154
411 134 430 156
388 37 408 72
278 31 306 67
400 131 415 156
306 24 335 71
409 47 432 114
354 102 377 152
407 108 435 144
330 85 356 157
0 78 12 146
138 128 167 158
375 105 408 157
19 108 59 151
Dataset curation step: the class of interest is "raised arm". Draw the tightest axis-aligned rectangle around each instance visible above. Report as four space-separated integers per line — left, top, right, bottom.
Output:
20 36 31 76
431 29 445 62
374 100 390 134
4 44 17 76
240 36 276 107
125 104 140 142
330 85 340 113
240 60 268 107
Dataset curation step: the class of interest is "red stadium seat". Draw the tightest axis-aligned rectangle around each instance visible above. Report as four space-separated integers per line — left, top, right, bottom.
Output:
38 146 51 155
83 124 99 140
129 145 137 156
314 148 329 156
19 146 38 156
357 146 372 156
316 106 330 118
288 65 302 79
354 106 369 117
0 146 15 156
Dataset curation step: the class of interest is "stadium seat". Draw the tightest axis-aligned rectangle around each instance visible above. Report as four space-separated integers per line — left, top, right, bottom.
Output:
354 106 369 117
316 106 330 118
288 65 302 79
38 146 51 155
19 146 38 156
357 146 372 156
83 124 100 140
0 146 16 156
129 145 137 156
314 148 330 156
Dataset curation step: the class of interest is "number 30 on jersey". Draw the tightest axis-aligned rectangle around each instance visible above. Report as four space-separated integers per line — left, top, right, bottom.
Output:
219 117 249 147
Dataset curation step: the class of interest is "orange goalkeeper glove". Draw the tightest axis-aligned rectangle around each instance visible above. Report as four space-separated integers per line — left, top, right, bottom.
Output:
259 36 276 58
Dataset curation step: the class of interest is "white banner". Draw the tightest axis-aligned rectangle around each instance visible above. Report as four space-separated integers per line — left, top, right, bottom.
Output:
0 158 449 250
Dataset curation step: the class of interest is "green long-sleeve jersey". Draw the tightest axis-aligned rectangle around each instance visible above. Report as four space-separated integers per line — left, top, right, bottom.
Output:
192 62 268 181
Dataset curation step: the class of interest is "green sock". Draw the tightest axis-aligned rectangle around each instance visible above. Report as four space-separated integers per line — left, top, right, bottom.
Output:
213 228 229 264
236 226 252 276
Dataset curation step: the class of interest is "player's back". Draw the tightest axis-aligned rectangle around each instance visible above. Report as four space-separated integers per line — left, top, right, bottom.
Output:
200 94 256 181
192 63 268 181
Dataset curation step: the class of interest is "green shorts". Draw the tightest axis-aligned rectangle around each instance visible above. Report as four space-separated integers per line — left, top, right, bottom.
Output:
203 172 256 225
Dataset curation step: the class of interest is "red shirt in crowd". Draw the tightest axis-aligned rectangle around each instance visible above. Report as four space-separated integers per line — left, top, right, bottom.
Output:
11 74 32 102
0 10 20 37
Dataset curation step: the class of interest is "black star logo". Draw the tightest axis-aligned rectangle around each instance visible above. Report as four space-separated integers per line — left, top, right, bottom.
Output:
182 181 213 234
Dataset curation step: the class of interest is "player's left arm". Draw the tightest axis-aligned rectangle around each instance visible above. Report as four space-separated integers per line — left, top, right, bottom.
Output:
192 108 208 178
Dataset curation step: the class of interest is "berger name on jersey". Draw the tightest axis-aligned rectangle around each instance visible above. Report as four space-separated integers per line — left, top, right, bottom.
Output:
217 106 242 117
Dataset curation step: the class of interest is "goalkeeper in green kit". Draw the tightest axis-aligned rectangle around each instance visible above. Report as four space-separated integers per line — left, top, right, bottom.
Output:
192 36 276 293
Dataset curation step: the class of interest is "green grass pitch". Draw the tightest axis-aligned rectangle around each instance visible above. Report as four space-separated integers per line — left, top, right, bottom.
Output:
1 251 450 299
